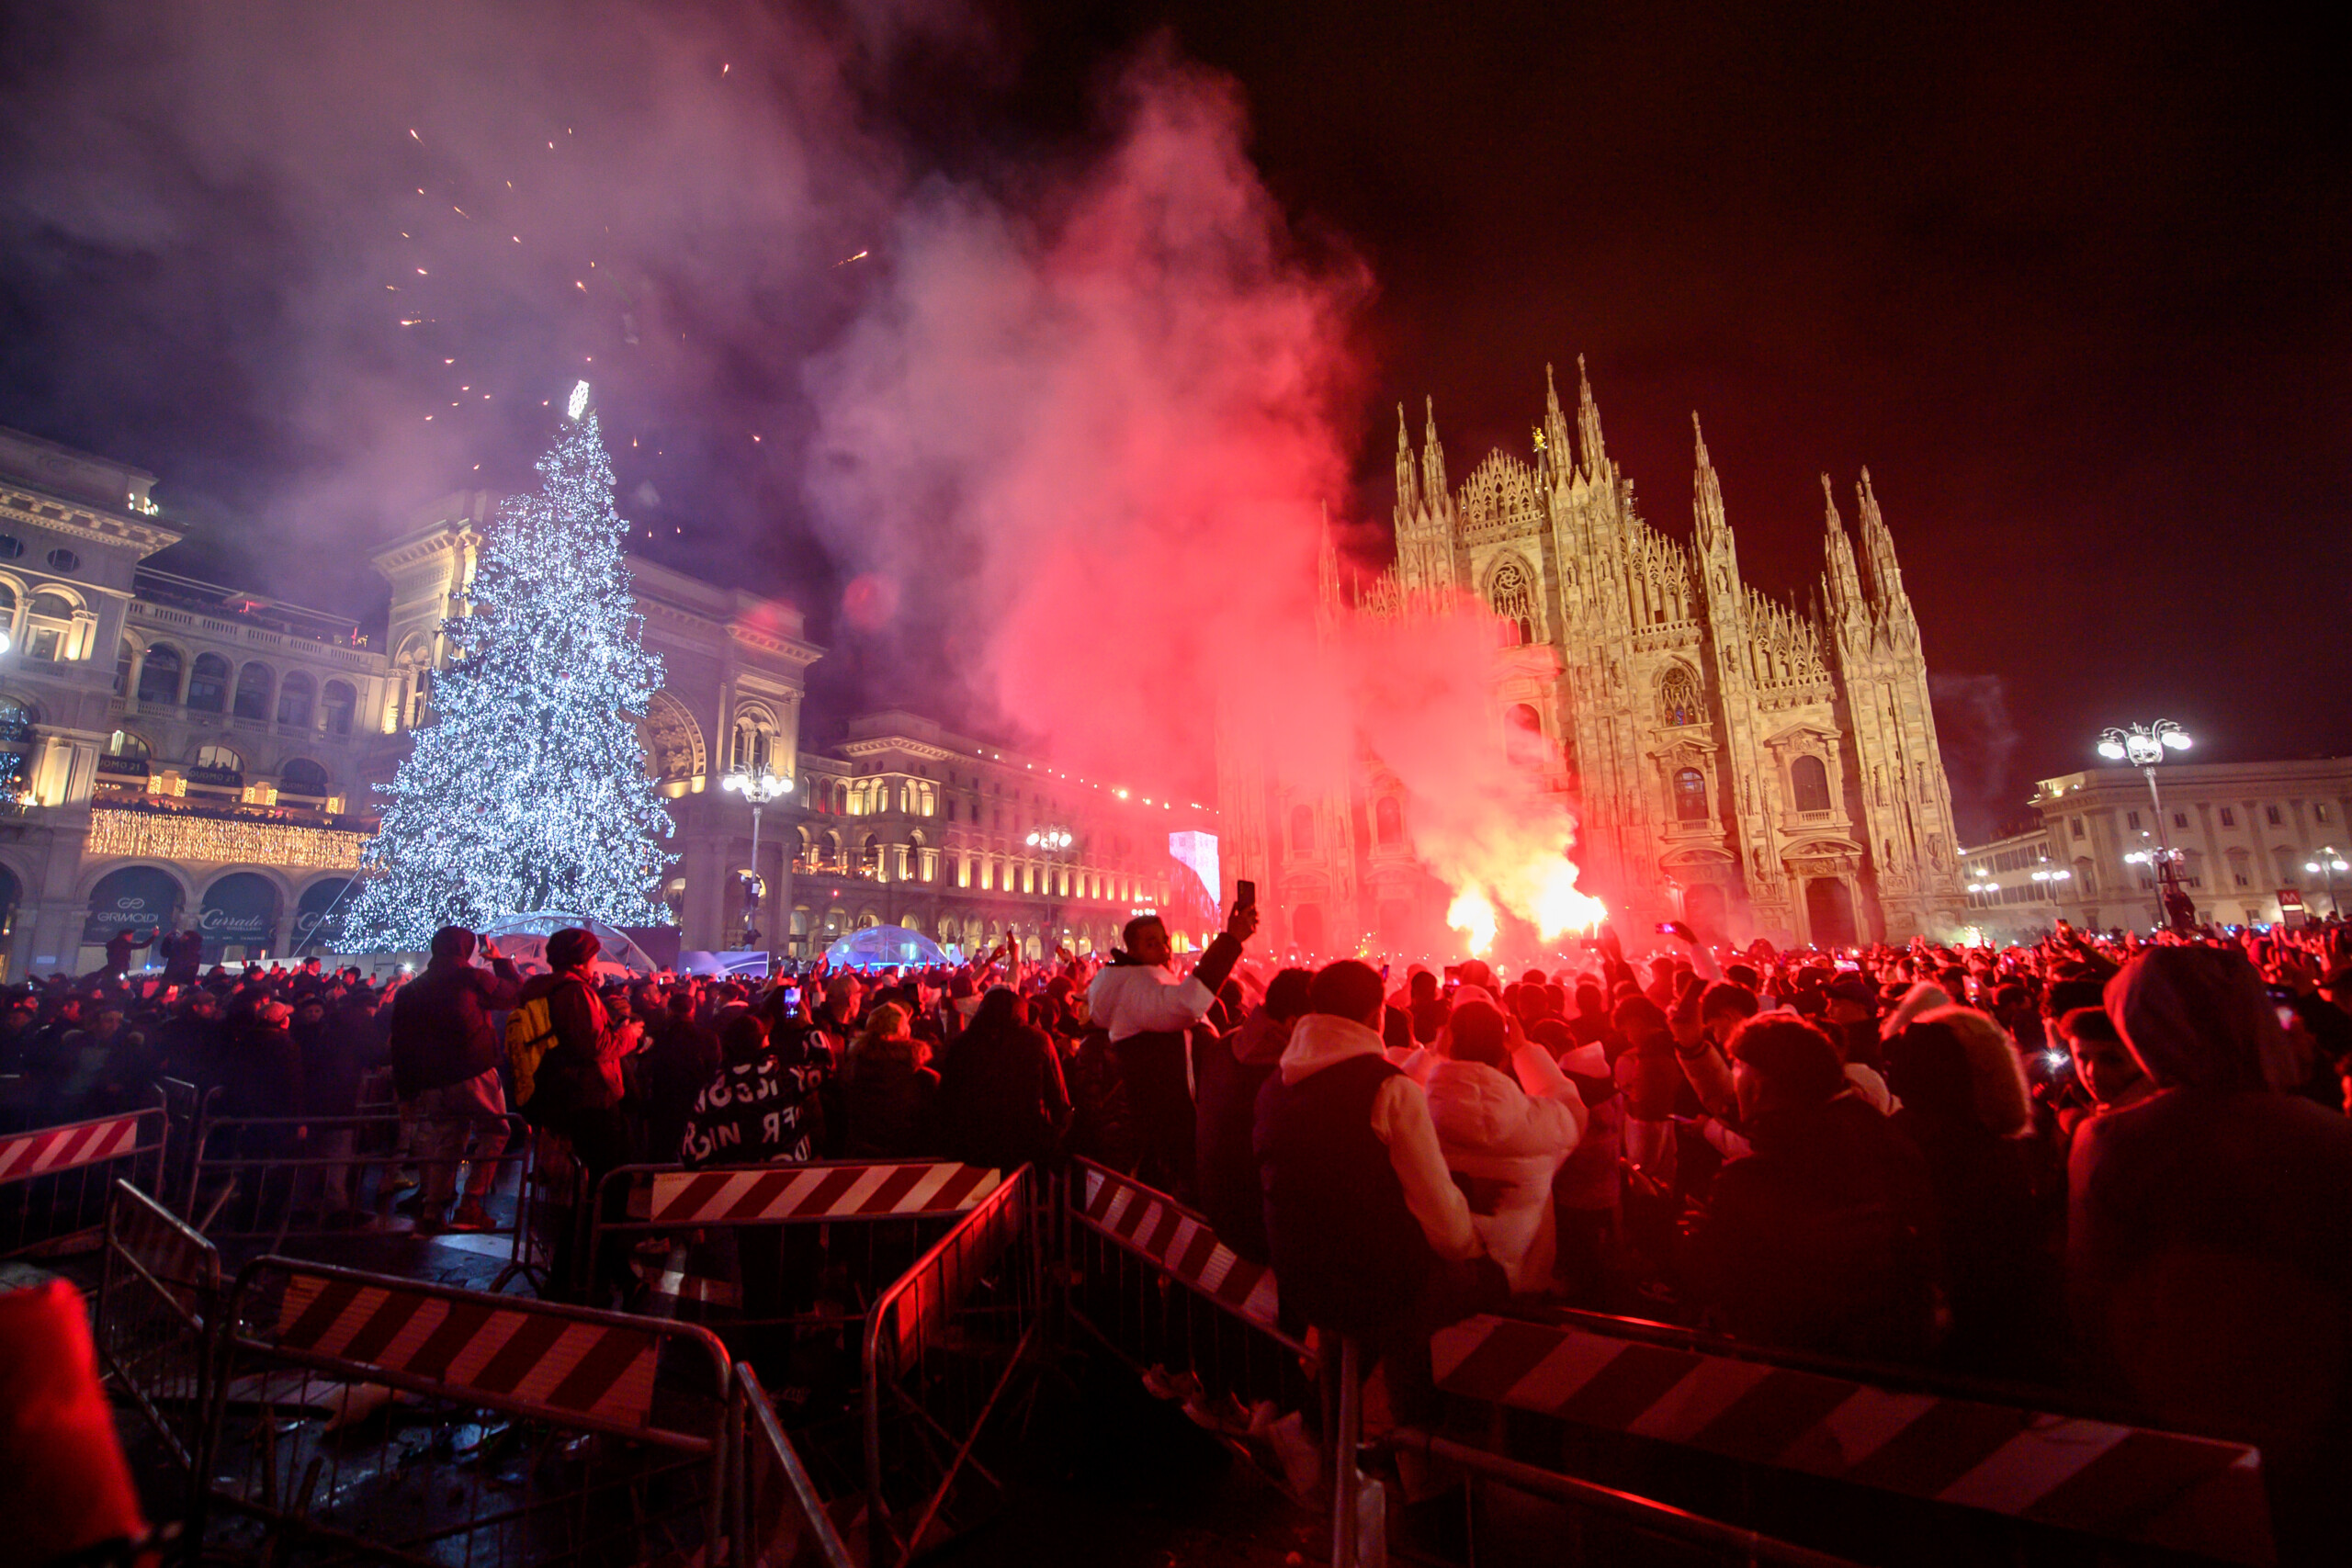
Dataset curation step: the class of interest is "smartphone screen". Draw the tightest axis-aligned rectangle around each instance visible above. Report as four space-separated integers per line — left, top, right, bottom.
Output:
1235 879 1257 911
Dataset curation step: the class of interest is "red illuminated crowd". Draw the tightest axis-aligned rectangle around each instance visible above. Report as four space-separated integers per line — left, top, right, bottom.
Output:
6 905 2350 1550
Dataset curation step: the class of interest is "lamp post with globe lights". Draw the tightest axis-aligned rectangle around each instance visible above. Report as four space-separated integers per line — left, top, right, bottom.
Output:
722 762 793 948
2098 721 2195 932
2306 847 2347 918
1026 827 1075 952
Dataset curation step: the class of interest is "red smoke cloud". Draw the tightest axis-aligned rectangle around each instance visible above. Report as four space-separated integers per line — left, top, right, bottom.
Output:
806 48 1602 947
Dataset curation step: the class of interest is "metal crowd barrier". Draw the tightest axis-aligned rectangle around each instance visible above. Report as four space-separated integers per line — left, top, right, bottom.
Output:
1063 1159 1317 1485
154 1077 215 1210
587 1157 1006 1322
96 1179 224 1472
737 1362 859 1568
862 1163 1044 1568
185 1108 530 1251
0 1100 167 1258
203 1256 737 1567
1423 1311 2274 1567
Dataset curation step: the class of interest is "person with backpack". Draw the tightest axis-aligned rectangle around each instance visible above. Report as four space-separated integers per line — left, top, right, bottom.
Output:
507 927 640 1297
387 927 522 1234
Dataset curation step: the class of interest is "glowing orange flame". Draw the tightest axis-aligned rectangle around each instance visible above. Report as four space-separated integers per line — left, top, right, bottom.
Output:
1446 887 1498 956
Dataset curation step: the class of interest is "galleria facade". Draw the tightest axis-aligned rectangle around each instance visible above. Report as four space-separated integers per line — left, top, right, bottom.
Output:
1223 363 1969 953
0 425 1196 976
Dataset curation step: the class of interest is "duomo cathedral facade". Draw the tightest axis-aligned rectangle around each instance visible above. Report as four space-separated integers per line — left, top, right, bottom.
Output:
1227 362 1967 952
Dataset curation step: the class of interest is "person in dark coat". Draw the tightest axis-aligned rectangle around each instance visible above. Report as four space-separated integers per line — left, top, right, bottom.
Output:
387 927 521 1233
839 1002 938 1158
1684 1016 1937 1364
1193 967 1309 1262
637 989 719 1169
156 926 204 989
2071 946 2352 1562
1087 904 1257 1200
1887 1015 2057 1381
935 987 1069 1173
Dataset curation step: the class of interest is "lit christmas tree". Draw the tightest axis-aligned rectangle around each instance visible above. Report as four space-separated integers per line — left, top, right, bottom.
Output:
344 385 674 949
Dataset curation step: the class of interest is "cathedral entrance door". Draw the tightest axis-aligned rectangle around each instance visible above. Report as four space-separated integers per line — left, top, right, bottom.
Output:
1682 882 1728 945
1804 877 1858 948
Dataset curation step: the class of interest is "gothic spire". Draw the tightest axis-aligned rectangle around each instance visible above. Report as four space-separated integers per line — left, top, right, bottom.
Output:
1394 402 1418 513
1691 412 1730 553
1821 470 1863 617
1542 362 1573 481
1420 394 1447 500
1855 465 1906 609
1575 355 1608 476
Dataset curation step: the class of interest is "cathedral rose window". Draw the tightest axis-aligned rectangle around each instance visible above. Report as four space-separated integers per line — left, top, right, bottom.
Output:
1489 559 1536 646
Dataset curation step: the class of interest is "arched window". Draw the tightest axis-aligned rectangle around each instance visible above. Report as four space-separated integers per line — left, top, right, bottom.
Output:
113 637 131 695
1791 753 1832 813
321 680 356 737
186 653 232 711
1375 795 1404 846
729 705 777 775
24 592 78 662
0 581 15 625
191 742 242 779
232 661 273 721
1673 766 1709 822
105 729 149 761
137 644 183 705
277 671 315 729
280 758 330 797
1489 559 1537 646
1291 803 1317 855
1658 666 1701 728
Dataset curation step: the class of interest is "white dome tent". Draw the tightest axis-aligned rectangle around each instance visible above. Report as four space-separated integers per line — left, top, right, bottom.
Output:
480 911 661 980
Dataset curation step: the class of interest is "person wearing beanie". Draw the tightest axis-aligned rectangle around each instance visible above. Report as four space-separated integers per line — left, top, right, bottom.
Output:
514 927 640 1292
387 925 522 1234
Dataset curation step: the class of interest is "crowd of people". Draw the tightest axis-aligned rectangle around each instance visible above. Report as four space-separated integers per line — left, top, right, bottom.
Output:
6 904 2349 1551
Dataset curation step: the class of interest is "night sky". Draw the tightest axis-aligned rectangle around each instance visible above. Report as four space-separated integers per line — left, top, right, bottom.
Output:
1 1 2343 840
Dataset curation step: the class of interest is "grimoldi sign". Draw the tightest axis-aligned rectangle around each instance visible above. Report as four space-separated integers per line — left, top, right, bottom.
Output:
82 867 181 945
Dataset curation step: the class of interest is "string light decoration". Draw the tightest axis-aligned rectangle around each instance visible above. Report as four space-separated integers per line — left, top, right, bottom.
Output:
86 807 361 869
343 388 675 949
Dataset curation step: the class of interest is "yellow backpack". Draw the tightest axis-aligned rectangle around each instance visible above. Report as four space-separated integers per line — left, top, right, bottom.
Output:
504 990 563 1119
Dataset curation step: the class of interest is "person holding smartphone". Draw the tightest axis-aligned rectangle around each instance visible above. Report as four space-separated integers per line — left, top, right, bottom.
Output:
1087 886 1261 1199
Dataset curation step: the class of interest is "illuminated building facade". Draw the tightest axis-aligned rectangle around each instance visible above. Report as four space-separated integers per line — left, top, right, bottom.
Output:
780 710 1218 962
1227 363 1969 953
1962 758 2352 940
0 433 823 974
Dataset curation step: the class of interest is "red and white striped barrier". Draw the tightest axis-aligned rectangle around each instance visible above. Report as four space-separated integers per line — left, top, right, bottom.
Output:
648 1161 1002 1227
1431 1314 2272 1566
0 1111 151 1185
271 1268 664 1432
1074 1164 1288 1348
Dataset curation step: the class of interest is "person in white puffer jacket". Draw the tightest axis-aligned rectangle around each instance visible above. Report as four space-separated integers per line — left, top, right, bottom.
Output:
1423 999 1589 1294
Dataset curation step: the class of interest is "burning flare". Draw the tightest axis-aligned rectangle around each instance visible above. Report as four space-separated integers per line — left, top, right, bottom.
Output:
1447 888 1498 956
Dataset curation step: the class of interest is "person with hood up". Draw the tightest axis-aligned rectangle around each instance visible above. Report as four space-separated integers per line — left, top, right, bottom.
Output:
2070 945 2352 1561
1256 961 1493 1417
1422 999 1587 1294
1088 900 1258 1199
1194 966 1311 1263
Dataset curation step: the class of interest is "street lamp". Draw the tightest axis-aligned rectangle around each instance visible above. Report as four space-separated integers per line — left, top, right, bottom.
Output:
1026 827 1075 950
2098 720 2195 933
722 762 792 948
2306 846 2347 916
